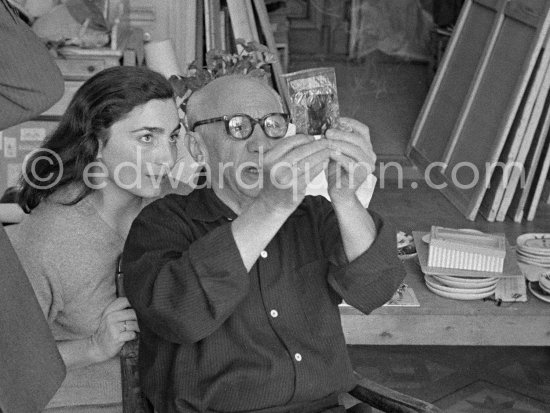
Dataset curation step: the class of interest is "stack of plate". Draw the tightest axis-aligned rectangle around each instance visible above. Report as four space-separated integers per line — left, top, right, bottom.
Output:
528 273 550 303
424 274 498 300
516 233 550 268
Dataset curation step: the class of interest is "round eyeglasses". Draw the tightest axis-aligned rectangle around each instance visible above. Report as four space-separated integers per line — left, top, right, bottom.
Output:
190 113 290 140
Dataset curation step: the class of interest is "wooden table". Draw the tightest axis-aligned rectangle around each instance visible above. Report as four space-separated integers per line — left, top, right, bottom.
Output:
341 259 550 346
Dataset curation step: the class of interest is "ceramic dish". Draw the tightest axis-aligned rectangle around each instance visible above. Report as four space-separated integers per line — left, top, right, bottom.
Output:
518 262 548 282
425 281 495 300
425 275 496 294
539 273 550 290
528 281 550 303
516 246 550 256
431 274 498 289
516 254 550 267
432 273 498 283
516 249 550 260
516 233 550 253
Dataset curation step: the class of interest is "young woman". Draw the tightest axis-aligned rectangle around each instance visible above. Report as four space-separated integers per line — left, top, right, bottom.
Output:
6 66 181 412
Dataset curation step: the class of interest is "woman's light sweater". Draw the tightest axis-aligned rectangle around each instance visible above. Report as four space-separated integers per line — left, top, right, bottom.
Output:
6 191 124 411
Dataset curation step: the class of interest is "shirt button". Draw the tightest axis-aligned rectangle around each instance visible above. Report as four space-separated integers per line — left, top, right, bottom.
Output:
260 250 268 258
294 353 302 362
270 309 278 318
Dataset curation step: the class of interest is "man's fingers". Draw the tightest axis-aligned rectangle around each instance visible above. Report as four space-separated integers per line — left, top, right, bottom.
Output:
297 148 331 177
278 139 329 167
271 148 330 187
327 139 374 167
328 152 373 179
338 117 371 141
264 134 316 162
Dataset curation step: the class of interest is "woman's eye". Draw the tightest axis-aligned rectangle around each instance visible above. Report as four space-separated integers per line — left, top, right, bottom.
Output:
169 134 180 143
139 134 153 143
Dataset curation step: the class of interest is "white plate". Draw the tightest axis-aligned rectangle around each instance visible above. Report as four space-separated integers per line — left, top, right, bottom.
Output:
516 254 550 267
425 281 495 300
518 261 548 282
431 274 498 289
528 281 550 303
425 275 496 294
422 228 483 244
517 233 550 253
516 248 550 259
539 273 550 290
436 274 498 283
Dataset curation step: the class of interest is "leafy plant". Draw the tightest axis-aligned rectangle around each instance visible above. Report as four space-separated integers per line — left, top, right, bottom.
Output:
169 39 277 113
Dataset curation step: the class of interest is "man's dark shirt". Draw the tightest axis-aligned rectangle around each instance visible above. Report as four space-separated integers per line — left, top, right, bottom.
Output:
122 188 405 412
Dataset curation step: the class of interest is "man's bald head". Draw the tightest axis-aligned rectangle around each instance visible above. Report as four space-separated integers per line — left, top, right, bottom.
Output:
186 75 284 130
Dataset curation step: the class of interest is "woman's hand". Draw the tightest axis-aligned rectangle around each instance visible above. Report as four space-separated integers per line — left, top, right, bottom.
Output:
90 297 139 362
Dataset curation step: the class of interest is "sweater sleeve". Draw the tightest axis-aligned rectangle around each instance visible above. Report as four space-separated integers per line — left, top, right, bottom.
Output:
313 197 406 314
122 196 251 344
0 0 64 130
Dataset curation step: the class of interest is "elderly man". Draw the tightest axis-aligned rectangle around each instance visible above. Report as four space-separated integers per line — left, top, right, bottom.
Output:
122 75 405 412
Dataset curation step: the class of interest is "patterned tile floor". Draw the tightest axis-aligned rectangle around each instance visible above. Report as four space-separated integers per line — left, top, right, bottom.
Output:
348 346 550 412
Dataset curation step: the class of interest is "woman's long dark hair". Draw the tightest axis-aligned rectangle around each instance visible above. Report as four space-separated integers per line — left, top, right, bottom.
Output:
18 66 175 212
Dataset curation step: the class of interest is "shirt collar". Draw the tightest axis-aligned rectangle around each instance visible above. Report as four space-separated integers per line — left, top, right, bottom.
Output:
185 187 238 222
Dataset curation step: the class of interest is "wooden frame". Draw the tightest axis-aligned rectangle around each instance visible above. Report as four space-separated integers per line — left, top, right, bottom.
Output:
480 31 550 221
526 130 550 220
225 0 289 109
408 0 550 221
227 0 259 43
495 46 550 221
508 91 550 221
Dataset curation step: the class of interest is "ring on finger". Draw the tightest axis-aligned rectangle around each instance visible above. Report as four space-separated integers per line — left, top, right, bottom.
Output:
122 321 128 332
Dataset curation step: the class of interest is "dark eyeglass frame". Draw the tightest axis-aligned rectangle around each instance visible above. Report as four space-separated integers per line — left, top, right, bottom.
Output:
190 113 290 140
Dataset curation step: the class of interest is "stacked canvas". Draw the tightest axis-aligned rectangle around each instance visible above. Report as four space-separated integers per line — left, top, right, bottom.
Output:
407 0 550 222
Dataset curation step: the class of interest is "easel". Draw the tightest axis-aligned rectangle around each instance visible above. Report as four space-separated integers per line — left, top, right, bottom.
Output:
196 0 289 108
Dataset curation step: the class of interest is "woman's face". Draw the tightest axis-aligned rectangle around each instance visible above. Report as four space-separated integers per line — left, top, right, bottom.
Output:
99 98 181 198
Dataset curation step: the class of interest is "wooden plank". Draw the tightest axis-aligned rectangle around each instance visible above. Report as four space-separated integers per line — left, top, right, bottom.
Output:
340 259 550 346
509 92 550 222
526 129 550 219
204 0 222 51
497 58 550 221
169 0 196 73
195 0 204 66
440 0 509 171
252 0 289 110
480 16 550 221
479 40 548 221
204 0 212 51
342 314 550 346
348 0 359 58
407 0 498 164
227 0 259 44
443 0 550 220
507 0 548 26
